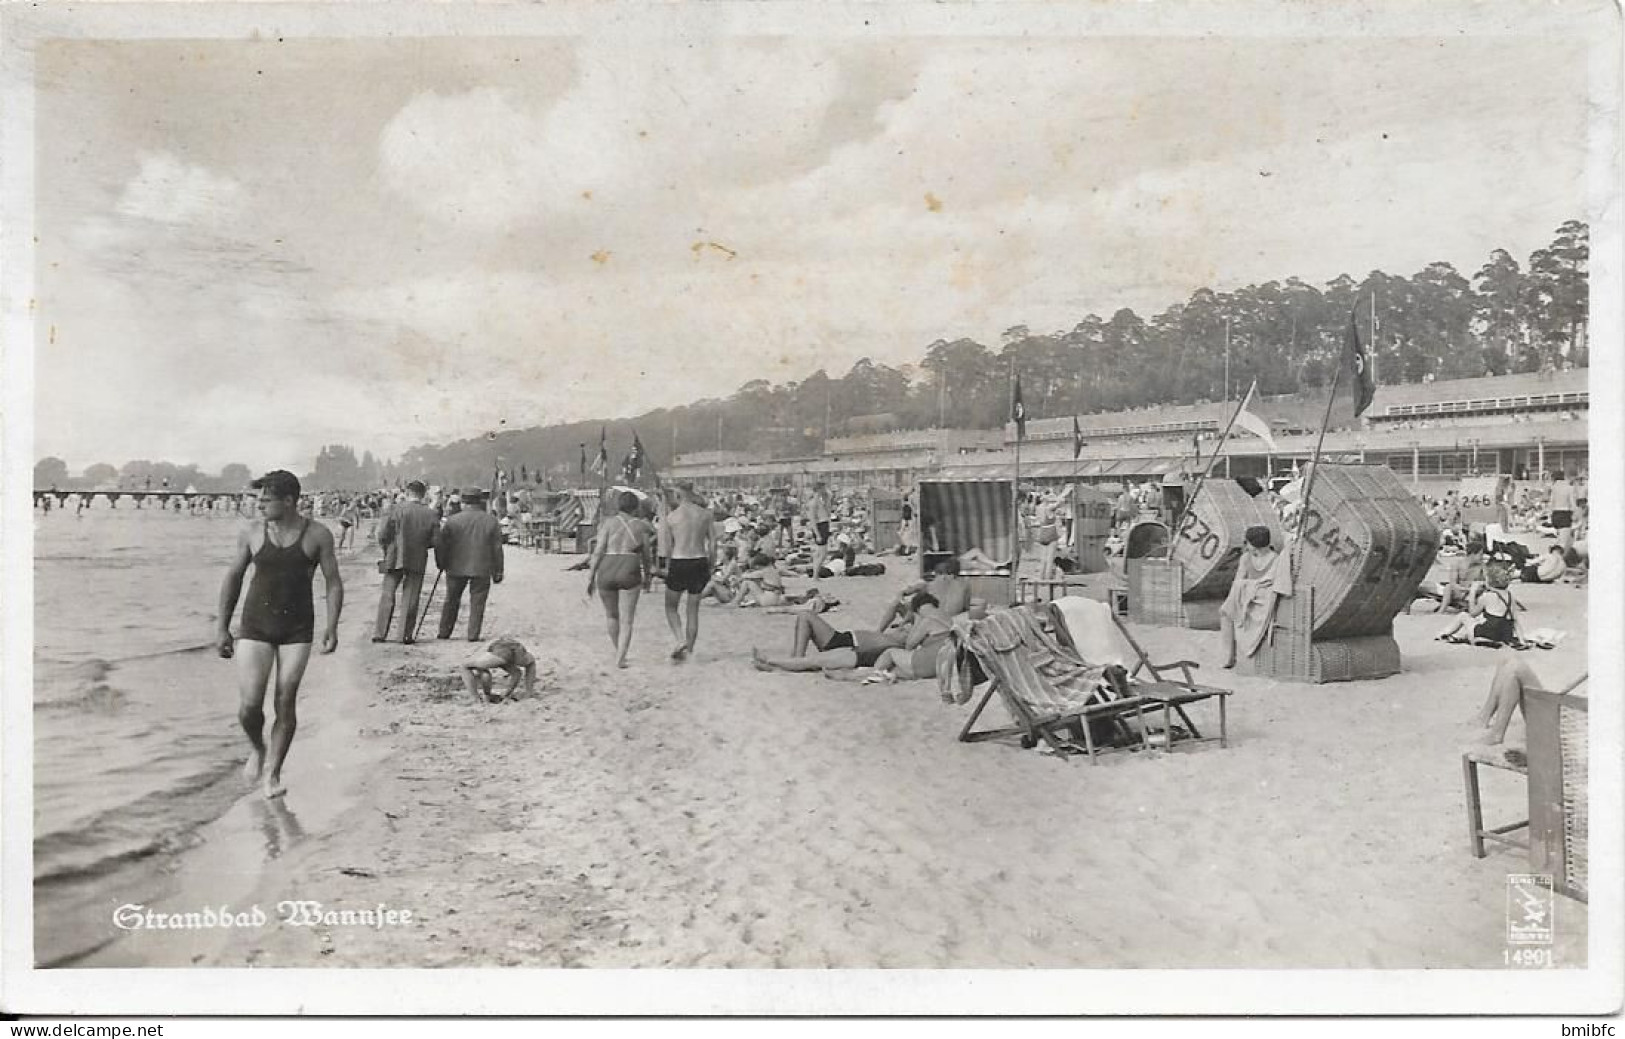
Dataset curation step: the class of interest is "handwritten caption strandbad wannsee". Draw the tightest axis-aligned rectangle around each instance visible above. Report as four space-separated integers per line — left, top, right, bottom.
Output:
113 901 414 931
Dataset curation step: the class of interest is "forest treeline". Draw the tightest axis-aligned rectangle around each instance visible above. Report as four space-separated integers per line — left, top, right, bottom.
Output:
39 220 1587 492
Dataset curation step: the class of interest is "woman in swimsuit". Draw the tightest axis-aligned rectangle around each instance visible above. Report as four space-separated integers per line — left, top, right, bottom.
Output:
588 491 656 668
735 553 788 607
1435 565 1519 646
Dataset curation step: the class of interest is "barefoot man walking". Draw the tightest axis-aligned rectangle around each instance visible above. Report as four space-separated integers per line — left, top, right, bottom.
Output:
215 470 343 799
659 483 716 662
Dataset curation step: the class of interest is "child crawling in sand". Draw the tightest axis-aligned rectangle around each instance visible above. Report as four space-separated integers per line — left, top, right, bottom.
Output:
460 636 537 704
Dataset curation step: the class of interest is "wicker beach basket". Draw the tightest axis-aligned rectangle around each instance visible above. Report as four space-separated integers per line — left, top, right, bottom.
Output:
1559 699 1588 901
1070 484 1114 574
1244 464 1435 683
1293 463 1439 640
1171 480 1285 599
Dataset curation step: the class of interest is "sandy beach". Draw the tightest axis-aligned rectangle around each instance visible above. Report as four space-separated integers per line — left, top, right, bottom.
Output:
87 543 1589 970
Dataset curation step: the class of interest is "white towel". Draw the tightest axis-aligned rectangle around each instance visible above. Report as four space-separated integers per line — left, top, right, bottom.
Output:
1050 595 1133 668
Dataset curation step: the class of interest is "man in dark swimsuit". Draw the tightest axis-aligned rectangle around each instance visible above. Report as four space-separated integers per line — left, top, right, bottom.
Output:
750 609 909 673
657 483 717 661
216 470 343 800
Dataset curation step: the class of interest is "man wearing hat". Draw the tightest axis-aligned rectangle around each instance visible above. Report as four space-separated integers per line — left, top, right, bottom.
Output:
373 480 440 644
433 486 505 641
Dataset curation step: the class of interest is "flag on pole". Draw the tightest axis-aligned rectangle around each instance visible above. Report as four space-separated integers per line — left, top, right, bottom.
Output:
1347 309 1376 417
1329 308 1377 424
1011 374 1027 442
623 431 646 483
1072 416 1084 459
579 443 587 479
1232 379 1279 453
591 427 608 475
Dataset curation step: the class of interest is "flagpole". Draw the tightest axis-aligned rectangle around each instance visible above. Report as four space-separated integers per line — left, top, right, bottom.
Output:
1009 360 1022 585
1171 386 1251 543
1291 308 1359 561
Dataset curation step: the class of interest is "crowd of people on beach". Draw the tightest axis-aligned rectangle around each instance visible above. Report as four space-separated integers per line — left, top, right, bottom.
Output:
198 455 1589 799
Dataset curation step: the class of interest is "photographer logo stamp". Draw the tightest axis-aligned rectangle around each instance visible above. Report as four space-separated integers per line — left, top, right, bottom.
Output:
1505 873 1554 945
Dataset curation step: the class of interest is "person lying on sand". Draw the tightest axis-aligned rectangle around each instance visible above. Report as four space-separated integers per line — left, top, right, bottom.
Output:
460 637 537 703
823 592 952 683
751 610 908 673
761 591 838 615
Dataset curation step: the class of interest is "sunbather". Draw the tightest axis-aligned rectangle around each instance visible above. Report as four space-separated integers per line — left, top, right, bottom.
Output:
1435 565 1518 647
874 556 970 630
750 610 907 673
734 553 821 608
1519 544 1567 584
957 547 1005 572
1218 526 1284 669
1469 657 1585 747
825 592 952 683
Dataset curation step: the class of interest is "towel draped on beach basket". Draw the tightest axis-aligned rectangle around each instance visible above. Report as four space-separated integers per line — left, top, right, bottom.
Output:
1243 464 1437 683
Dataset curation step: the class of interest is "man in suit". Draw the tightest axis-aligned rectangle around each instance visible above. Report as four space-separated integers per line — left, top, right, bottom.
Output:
435 487 505 641
373 480 440 645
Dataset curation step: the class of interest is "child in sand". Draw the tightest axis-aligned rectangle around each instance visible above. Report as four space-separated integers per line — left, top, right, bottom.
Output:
460 636 537 703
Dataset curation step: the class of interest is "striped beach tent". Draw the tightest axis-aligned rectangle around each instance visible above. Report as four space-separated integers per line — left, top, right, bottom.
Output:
917 478 1016 573
552 495 586 534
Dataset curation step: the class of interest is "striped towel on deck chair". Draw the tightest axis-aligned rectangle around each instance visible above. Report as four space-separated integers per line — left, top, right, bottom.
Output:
947 607 1123 719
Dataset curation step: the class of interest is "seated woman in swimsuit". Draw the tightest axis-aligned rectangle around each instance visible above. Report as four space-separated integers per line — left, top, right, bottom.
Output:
1435 565 1518 647
699 546 743 605
750 608 908 673
588 491 656 668
734 553 820 609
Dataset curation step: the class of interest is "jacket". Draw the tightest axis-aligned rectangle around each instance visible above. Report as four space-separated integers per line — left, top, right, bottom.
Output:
379 500 440 574
435 508 504 578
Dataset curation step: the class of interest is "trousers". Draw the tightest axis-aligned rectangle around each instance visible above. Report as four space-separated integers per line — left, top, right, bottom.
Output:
374 568 426 640
438 574 492 640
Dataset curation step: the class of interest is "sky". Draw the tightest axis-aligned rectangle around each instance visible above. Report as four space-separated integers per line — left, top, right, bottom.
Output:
30 27 1591 473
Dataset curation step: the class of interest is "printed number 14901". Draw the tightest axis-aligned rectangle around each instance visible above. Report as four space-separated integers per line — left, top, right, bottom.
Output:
1504 948 1552 967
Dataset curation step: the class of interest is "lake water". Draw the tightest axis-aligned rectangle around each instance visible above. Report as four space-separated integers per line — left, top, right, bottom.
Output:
32 503 353 965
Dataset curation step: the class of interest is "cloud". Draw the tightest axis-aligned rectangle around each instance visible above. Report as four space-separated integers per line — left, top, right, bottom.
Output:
376 40 851 230
115 152 244 225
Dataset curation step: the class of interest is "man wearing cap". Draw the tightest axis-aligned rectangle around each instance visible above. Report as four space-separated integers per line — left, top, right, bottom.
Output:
373 480 439 644
215 469 343 800
434 487 504 641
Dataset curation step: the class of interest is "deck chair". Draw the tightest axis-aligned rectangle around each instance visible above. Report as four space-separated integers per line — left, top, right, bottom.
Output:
1049 596 1232 755
954 606 1150 764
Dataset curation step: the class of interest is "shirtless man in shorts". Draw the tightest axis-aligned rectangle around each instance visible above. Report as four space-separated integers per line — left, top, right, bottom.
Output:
216 470 343 799
658 483 717 662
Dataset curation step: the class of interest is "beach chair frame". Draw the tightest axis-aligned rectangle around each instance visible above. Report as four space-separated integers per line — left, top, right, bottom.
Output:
956 607 1231 764
1460 679 1587 903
